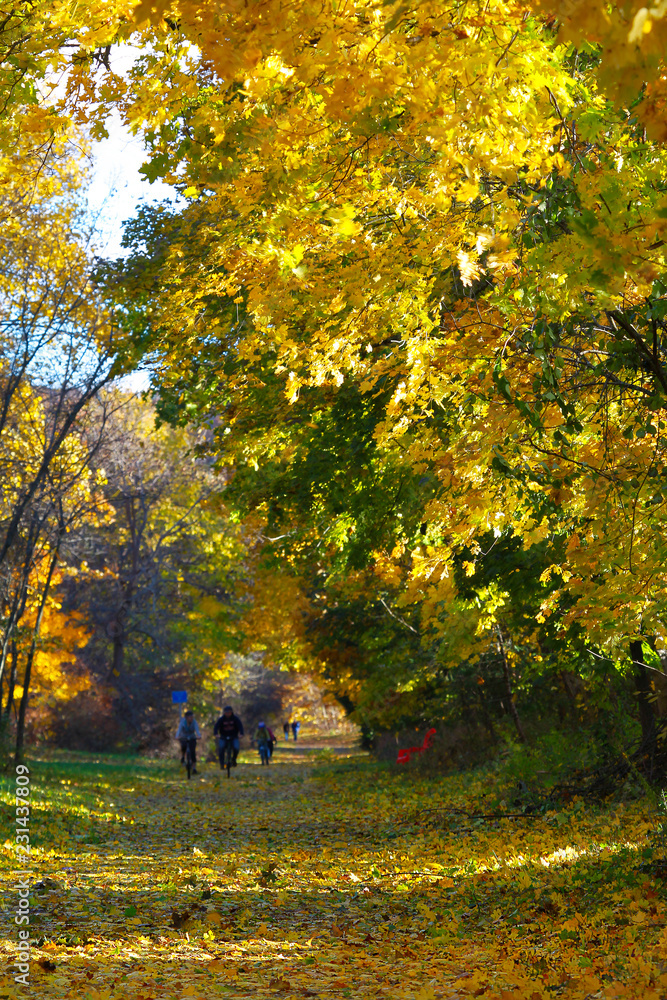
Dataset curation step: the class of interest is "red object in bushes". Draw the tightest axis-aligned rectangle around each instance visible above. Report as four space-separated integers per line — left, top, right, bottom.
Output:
397 727 436 764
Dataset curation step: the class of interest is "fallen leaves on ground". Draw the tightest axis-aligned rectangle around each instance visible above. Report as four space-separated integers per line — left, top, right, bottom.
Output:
1 742 666 998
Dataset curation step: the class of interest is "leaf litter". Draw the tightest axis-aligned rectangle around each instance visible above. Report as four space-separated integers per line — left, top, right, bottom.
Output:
1 744 666 998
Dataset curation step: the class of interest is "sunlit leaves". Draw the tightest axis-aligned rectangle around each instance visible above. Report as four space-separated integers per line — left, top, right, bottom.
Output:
1 748 665 998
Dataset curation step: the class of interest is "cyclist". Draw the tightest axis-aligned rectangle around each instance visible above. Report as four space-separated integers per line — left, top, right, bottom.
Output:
255 721 273 764
213 705 244 768
176 710 201 774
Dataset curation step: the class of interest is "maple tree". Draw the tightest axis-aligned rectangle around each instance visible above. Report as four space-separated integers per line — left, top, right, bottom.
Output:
4 0 667 760
78 0 667 742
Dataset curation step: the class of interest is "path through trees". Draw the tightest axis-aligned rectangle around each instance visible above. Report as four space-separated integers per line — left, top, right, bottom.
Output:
1 743 663 998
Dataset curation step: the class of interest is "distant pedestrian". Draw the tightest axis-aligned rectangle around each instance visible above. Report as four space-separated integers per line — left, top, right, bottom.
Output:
291 720 300 741
283 721 290 739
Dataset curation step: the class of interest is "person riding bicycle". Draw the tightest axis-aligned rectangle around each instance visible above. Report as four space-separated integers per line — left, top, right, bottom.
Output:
176 710 201 774
213 705 244 768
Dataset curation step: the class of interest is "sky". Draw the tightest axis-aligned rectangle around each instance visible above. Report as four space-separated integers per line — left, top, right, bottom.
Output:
86 110 176 261
88 115 173 391
83 49 181 391
83 43 181 261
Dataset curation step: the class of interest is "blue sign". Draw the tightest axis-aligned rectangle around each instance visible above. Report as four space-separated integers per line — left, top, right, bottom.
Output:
171 691 188 704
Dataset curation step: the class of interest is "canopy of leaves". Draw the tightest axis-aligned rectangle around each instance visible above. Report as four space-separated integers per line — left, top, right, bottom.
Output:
6 1 667 733
95 1 667 723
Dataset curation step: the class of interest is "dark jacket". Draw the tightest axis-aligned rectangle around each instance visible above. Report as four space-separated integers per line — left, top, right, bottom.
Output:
214 713 244 739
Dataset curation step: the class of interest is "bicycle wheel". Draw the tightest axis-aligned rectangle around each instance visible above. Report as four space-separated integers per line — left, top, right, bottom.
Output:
225 742 232 778
186 746 192 780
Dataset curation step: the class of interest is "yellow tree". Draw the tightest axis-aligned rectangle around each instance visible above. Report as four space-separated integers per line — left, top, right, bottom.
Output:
0 140 126 750
93 1 667 738
6 0 667 732
5 405 112 759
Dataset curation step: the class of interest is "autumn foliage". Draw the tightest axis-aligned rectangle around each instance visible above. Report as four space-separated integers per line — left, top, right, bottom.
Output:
65 0 667 741
2 0 667 767
3 4 667 999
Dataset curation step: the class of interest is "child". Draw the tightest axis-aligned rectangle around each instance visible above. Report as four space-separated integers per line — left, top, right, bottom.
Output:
255 721 275 764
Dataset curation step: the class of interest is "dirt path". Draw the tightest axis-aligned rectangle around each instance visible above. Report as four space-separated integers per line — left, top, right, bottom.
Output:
0 744 662 999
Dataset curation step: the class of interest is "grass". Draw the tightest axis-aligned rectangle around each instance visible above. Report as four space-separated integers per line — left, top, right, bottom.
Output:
0 742 665 999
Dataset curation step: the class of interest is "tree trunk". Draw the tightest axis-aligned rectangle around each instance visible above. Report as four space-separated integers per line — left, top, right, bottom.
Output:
4 641 18 717
15 549 59 763
559 670 580 726
629 639 656 741
476 682 497 740
112 632 124 677
107 494 139 684
0 518 39 693
498 628 527 743
646 638 667 717
0 640 16 759
334 692 356 716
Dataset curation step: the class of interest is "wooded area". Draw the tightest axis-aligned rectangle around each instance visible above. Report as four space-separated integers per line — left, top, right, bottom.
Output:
3 0 667 996
0 0 667 766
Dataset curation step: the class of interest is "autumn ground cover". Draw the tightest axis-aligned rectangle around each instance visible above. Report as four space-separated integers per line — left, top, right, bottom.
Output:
1 740 667 1000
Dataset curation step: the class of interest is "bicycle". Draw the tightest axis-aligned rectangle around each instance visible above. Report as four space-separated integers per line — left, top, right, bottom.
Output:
219 736 235 778
181 738 197 780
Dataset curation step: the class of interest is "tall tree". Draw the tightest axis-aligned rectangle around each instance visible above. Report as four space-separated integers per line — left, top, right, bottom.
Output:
58 393 248 739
